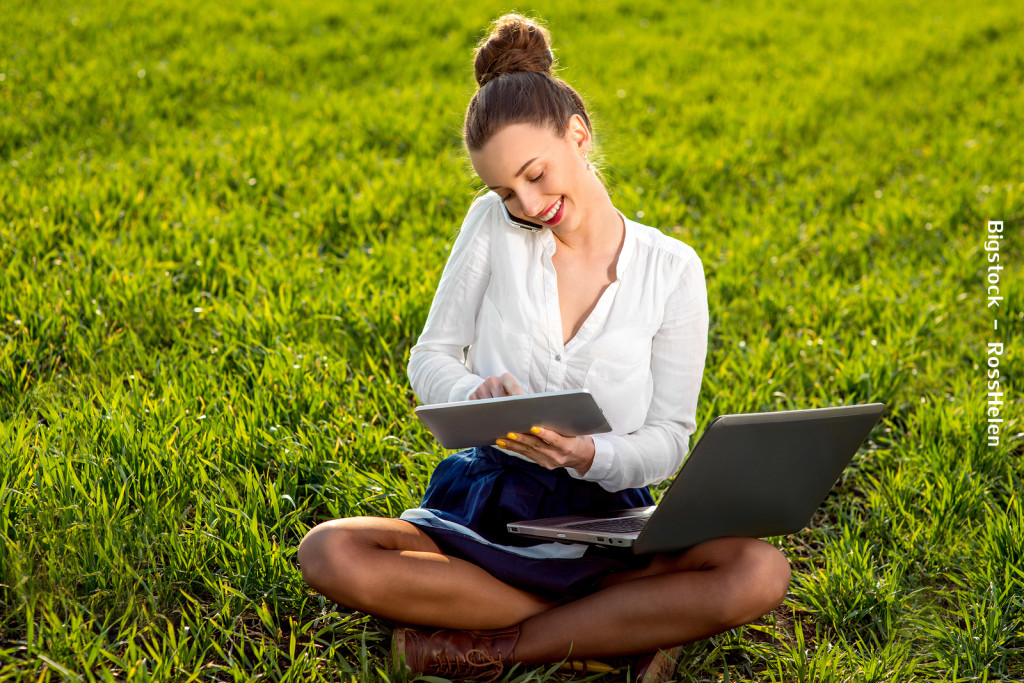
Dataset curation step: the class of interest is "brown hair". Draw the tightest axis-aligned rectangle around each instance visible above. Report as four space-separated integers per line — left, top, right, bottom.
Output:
464 14 592 151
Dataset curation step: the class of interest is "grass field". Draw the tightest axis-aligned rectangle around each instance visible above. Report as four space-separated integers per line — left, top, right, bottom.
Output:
1 0 1022 680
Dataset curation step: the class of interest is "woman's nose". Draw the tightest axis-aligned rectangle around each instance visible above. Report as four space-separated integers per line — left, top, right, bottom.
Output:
516 189 544 218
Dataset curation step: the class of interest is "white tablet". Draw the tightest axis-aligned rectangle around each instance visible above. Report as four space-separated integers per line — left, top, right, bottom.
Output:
414 389 612 449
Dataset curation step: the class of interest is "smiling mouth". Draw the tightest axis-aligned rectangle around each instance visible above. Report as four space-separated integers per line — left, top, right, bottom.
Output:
539 196 564 223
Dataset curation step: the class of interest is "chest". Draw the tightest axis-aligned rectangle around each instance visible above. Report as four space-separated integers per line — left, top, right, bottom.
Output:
551 251 617 345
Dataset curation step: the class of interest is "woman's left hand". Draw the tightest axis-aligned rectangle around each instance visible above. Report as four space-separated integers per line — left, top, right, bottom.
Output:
495 427 595 475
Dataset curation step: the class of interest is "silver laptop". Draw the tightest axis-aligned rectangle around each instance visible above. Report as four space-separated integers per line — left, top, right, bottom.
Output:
508 403 885 554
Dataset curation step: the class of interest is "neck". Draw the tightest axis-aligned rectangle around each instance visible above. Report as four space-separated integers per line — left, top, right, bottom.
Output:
552 187 623 255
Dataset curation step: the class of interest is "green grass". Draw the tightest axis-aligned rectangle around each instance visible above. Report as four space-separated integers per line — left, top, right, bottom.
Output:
1 0 1022 680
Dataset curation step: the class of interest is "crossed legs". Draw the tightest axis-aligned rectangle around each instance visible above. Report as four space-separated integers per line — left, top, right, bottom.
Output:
297 516 791 663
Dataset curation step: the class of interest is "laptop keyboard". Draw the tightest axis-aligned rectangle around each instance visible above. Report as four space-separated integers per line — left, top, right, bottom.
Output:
565 516 648 533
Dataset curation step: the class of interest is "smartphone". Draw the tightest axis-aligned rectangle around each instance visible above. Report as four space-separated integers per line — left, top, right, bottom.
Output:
499 199 544 232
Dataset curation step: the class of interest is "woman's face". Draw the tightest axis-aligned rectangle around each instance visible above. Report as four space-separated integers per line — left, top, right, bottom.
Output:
470 116 594 235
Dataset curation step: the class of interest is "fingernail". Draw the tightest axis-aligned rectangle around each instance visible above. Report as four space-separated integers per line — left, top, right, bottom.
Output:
507 432 517 440
530 426 540 435
496 439 507 447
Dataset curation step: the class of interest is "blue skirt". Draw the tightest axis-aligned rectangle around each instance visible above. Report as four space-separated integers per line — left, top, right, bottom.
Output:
402 447 655 600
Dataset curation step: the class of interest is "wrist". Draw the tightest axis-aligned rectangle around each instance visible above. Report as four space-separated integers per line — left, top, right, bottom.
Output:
570 436 596 475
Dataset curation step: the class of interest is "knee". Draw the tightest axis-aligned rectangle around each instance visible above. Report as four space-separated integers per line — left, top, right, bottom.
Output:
723 540 791 626
757 542 792 610
297 520 370 600
296 522 329 589
296 521 337 593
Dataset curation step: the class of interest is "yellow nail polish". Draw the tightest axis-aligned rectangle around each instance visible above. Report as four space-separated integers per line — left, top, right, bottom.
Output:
496 439 507 447
530 426 541 435
507 432 517 440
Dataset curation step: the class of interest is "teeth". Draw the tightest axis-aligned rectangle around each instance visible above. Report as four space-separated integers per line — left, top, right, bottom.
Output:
540 197 562 221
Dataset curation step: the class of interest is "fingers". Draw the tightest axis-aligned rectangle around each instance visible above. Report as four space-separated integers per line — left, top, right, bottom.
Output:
495 427 558 453
495 428 594 473
528 425 555 444
468 381 490 400
469 376 503 400
469 374 524 400
496 430 568 470
500 373 524 396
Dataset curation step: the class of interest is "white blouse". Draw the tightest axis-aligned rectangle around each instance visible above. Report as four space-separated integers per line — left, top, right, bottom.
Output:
408 192 709 492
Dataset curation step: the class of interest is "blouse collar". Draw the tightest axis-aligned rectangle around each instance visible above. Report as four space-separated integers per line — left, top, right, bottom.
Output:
539 209 635 283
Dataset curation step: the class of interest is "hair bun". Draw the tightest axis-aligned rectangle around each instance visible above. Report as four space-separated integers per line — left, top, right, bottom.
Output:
474 14 554 87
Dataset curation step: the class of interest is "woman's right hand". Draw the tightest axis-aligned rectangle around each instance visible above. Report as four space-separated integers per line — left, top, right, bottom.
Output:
469 373 524 400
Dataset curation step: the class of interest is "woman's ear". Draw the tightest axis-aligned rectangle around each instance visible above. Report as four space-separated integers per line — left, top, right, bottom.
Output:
566 114 591 154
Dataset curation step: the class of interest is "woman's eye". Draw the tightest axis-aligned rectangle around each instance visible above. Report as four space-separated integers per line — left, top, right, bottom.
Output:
528 172 544 183
503 192 515 202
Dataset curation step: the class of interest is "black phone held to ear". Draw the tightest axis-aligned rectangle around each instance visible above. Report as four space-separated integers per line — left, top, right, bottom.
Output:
500 200 544 232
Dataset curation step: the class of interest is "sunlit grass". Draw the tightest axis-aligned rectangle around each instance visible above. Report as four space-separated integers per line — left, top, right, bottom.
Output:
1 0 1022 680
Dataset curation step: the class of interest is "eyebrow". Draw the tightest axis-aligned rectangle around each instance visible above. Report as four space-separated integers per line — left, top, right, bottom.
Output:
486 156 538 191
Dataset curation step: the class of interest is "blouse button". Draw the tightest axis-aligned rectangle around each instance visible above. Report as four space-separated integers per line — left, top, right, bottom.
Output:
555 354 562 362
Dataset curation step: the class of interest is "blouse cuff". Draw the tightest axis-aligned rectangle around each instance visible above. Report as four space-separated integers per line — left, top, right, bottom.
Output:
449 374 486 403
568 434 614 484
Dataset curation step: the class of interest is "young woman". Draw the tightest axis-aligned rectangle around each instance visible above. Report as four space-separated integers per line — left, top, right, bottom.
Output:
298 14 791 682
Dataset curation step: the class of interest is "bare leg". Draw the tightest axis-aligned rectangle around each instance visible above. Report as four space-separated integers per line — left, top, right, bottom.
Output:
513 537 791 664
297 517 556 629
299 520 788 663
